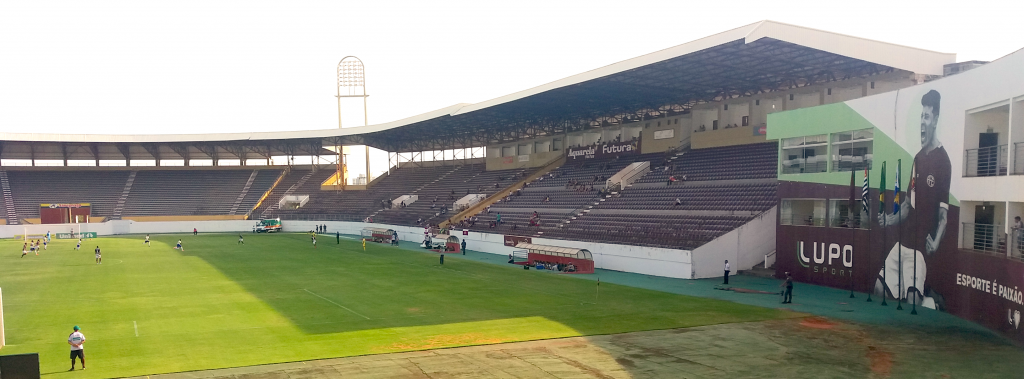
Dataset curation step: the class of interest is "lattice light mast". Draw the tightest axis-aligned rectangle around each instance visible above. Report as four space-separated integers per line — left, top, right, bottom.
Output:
336 56 370 187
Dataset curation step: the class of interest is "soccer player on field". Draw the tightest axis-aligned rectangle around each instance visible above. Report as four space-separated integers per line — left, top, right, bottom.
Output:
144 234 151 246
176 239 183 251
76 238 82 250
21 242 28 257
29 240 37 256
94 246 101 264
362 238 366 251
43 238 48 250
238 234 244 245
311 235 317 248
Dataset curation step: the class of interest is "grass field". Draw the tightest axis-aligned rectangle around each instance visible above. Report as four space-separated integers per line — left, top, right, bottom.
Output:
0 233 796 378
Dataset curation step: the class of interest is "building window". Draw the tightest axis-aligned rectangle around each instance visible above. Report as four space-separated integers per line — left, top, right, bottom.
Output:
781 134 828 174
742 116 749 126
827 88 832 95
831 129 873 171
789 94 794 101
724 104 729 110
870 81 875 89
829 199 867 229
712 120 719 130
756 99 760 106
781 199 826 227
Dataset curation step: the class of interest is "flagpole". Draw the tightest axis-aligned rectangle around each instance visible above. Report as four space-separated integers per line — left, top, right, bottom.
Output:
880 161 888 306
897 158 904 311
849 168 856 299
911 157 918 316
864 167 873 302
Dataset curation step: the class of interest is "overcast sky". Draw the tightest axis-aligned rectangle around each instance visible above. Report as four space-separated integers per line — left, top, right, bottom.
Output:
1 0 1021 136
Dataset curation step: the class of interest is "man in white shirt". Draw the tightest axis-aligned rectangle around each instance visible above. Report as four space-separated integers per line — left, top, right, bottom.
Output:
68 325 86 371
723 260 731 284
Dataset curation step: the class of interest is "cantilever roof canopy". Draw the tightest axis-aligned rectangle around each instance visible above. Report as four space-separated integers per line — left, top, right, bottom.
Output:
0 20 954 161
515 243 593 260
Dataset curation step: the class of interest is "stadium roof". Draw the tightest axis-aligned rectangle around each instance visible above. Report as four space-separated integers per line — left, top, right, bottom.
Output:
0 20 955 161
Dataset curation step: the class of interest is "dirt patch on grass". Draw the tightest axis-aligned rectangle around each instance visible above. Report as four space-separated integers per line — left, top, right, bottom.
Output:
377 333 508 352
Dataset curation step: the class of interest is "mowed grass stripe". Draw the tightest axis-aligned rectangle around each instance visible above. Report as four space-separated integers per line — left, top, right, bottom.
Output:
0 233 797 378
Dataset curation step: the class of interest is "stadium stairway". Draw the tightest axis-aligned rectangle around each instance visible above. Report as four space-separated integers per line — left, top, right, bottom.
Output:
0 170 18 225
261 170 315 218
229 170 259 215
109 170 137 220
440 157 565 229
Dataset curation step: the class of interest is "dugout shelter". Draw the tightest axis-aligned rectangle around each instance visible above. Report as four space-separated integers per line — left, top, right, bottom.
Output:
361 227 396 243
515 243 594 274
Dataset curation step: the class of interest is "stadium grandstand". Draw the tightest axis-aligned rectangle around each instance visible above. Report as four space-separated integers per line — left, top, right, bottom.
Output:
0 20 955 276
5 18 1024 377
0 21 957 269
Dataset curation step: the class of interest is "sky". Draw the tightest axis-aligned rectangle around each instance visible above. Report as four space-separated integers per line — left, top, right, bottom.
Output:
1 0 1022 138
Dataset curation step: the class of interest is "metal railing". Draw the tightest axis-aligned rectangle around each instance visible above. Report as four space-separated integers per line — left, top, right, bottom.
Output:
831 157 872 172
830 214 866 229
1012 228 1024 261
964 145 1007 177
780 213 826 227
266 213 366 222
781 160 828 175
961 222 1004 256
1015 142 1024 175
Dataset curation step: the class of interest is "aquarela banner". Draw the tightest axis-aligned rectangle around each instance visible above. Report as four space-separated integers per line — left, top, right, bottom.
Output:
565 140 641 160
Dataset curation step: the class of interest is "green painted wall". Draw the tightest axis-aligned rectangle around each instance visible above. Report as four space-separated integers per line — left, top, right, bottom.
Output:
768 103 958 206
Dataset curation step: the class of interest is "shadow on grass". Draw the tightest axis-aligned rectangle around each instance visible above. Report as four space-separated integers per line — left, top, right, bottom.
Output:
168 233 794 337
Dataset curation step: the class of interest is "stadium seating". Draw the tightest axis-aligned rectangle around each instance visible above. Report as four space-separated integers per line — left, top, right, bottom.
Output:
122 169 281 217
6 170 131 220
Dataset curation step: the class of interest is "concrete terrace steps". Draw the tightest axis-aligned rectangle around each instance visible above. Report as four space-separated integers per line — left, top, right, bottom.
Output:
0 171 18 225
229 170 259 215
109 170 137 220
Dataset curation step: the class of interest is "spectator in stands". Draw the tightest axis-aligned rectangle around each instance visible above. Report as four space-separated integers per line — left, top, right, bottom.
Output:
674 198 682 207
430 201 437 209
511 223 517 231
489 221 496 229
543 196 550 202
400 201 406 208
496 213 502 224
416 217 423 224
667 175 677 185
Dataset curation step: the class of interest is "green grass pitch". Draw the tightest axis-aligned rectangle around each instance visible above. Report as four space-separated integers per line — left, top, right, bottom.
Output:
0 233 794 377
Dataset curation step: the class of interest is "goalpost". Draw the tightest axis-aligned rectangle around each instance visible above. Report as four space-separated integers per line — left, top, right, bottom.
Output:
1 287 6 349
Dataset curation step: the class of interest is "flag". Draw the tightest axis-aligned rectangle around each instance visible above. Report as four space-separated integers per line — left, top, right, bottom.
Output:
878 162 886 215
861 168 870 216
893 159 901 214
848 168 856 227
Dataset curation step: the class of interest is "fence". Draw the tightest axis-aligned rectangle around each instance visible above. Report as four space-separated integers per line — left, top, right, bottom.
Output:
780 213 826 227
964 145 1007 177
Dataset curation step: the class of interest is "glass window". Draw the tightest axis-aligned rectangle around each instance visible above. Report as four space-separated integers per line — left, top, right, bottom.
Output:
781 134 828 174
831 129 873 172
829 199 867 229
780 199 826 226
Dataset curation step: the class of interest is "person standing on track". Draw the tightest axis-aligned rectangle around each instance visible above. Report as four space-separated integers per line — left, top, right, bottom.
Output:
781 272 793 304
68 325 86 371
723 260 730 284
193 228 198 236
461 239 467 255
94 246 101 264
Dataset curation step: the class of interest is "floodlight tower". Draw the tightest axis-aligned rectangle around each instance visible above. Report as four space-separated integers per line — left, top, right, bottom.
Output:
336 56 370 187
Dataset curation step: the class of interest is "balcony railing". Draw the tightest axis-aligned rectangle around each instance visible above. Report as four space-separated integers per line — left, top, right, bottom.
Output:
964 145 1007 177
781 213 826 227
831 156 872 172
961 222 1005 256
1015 142 1024 175
781 159 828 174
1011 228 1024 261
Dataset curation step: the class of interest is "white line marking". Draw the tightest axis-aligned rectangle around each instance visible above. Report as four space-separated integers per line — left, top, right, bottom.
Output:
302 289 370 320
134 321 138 337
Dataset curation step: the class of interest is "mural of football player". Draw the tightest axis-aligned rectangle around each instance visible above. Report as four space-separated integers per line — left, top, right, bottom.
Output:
876 90 950 310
